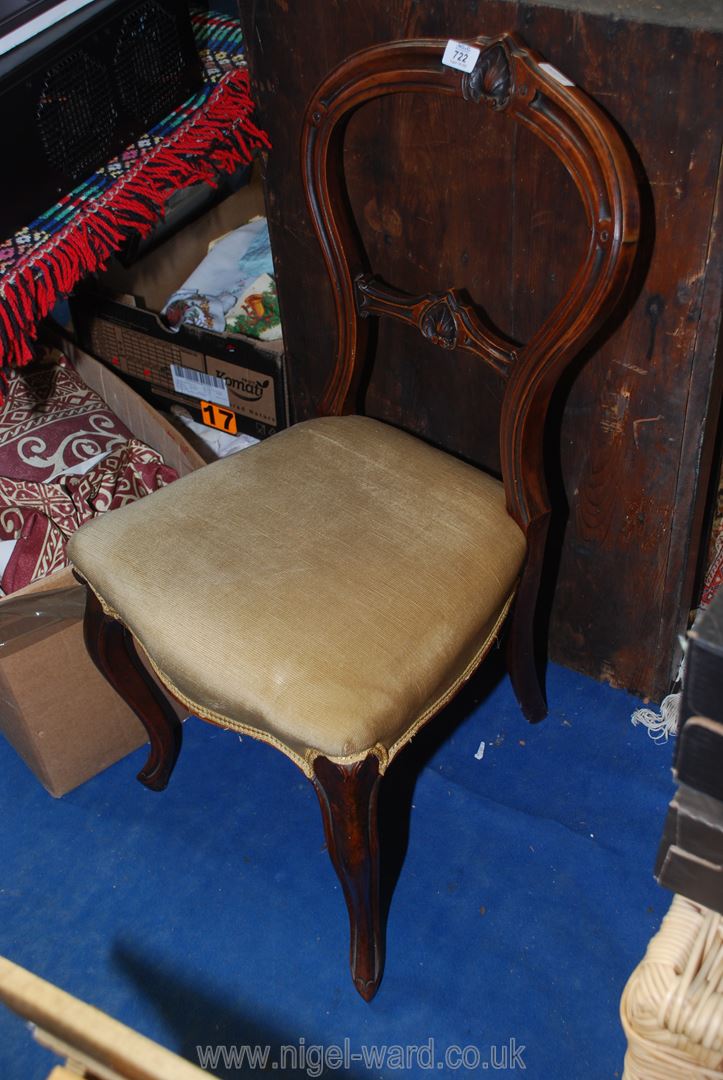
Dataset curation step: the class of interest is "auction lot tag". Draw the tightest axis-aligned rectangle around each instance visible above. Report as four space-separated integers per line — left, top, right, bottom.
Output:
200 401 238 434
442 39 480 73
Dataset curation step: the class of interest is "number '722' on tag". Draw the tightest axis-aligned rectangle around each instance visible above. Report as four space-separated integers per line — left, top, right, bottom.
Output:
442 39 481 74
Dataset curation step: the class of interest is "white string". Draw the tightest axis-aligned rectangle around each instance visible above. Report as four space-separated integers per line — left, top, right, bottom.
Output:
631 692 682 742
631 636 688 742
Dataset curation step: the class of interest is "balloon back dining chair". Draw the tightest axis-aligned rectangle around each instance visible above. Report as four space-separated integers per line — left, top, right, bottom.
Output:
67 32 639 1000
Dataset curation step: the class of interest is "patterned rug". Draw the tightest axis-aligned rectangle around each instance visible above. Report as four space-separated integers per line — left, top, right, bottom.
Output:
0 439 176 593
0 358 131 483
0 351 177 593
0 11 270 372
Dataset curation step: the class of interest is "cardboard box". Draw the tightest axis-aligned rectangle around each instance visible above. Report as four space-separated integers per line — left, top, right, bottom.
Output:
72 174 289 441
0 346 204 797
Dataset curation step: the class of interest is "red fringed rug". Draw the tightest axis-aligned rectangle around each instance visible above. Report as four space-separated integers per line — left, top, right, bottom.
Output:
0 11 270 373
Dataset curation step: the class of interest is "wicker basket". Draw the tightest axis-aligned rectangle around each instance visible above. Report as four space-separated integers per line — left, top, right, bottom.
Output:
621 895 723 1078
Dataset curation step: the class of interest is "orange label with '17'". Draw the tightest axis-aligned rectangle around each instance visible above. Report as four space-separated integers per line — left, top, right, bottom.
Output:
200 401 237 434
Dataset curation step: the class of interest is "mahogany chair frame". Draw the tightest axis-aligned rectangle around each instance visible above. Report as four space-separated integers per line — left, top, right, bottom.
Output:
80 34 639 1001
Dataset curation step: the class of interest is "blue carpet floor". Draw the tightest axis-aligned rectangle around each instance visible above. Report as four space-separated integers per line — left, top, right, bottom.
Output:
0 660 673 1079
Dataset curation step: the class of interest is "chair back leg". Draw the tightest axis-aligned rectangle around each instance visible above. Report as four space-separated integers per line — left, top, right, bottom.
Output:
312 754 383 1000
506 517 550 724
83 587 183 791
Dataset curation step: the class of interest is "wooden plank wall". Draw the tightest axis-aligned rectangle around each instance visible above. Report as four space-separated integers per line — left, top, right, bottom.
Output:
240 0 723 700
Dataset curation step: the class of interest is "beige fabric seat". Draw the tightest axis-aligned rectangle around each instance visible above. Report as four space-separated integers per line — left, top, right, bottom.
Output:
68 415 526 774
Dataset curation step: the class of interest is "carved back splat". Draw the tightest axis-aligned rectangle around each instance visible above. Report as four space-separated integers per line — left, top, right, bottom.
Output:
354 276 516 376
301 34 639 531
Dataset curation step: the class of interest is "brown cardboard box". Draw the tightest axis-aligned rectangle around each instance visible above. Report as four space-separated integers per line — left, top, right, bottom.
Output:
72 173 288 441
0 346 205 797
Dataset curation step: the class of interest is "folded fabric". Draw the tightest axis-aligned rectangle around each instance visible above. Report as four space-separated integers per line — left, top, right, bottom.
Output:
0 354 132 482
161 216 282 341
0 439 177 594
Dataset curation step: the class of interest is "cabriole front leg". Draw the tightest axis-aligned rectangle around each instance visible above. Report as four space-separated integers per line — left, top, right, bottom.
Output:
82 587 182 791
312 754 384 1001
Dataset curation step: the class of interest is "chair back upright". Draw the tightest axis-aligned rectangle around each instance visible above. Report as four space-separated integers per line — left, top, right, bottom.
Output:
300 35 640 536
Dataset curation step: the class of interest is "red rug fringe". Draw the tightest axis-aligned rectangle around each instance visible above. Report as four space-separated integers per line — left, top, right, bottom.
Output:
0 67 270 372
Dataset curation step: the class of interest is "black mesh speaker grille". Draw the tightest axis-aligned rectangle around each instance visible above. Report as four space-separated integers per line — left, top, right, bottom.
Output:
36 50 117 180
115 0 185 124
0 0 203 238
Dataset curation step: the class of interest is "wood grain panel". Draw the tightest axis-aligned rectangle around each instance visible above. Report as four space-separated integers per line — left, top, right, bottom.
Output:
241 0 722 700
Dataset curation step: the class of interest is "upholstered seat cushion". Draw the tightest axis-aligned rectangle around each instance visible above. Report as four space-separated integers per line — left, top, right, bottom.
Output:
68 416 526 773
